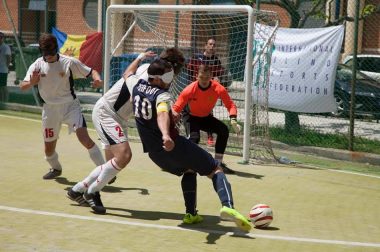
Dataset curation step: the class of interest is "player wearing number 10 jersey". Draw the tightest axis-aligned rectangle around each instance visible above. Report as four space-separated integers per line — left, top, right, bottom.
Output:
131 59 251 232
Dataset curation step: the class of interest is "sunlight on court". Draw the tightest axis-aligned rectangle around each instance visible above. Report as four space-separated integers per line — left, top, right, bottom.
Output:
1 113 380 252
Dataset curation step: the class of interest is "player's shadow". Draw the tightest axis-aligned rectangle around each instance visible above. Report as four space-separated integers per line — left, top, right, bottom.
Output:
254 226 280 231
229 170 264 179
106 207 254 244
57 177 149 195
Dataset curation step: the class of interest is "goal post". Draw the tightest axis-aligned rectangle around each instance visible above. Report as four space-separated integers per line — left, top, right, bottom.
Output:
104 4 278 163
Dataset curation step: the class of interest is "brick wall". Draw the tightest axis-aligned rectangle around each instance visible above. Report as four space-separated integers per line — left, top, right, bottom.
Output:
363 0 380 53
0 1 19 35
56 0 97 35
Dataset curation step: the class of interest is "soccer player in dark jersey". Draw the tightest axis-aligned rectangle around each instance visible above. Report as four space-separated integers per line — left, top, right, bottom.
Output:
130 58 251 232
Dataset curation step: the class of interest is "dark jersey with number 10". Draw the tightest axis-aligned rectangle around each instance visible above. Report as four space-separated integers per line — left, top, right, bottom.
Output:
132 79 178 153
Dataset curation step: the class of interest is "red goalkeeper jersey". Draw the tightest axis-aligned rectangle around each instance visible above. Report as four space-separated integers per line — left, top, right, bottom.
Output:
173 79 237 118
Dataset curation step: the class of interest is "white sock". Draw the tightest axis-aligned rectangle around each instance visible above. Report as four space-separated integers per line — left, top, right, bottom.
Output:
45 152 62 171
72 165 102 193
88 144 105 166
87 158 121 194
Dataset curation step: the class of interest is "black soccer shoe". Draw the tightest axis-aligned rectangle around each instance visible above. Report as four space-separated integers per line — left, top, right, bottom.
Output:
42 168 62 179
66 188 89 207
108 176 117 185
220 163 236 174
83 191 106 214
94 191 104 207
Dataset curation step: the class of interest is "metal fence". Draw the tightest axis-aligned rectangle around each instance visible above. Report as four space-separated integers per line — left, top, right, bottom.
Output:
0 0 379 156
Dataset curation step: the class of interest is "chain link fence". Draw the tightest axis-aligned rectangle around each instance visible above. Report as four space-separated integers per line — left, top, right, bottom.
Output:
0 0 379 157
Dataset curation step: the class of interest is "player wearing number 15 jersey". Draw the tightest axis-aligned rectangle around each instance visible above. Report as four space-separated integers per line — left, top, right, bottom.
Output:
20 33 105 181
131 58 251 232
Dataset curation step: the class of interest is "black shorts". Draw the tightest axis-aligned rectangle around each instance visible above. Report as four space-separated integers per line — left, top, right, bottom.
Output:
148 135 219 176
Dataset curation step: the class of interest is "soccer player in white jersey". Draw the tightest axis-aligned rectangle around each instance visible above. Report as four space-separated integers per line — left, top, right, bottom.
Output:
19 33 105 180
66 51 156 214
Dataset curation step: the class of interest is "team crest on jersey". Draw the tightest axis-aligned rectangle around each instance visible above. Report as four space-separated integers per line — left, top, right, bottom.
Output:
59 72 65 77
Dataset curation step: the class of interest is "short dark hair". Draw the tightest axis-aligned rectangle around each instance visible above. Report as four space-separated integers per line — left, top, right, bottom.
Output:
0 32 4 38
198 64 211 74
39 33 58 51
160 47 185 75
148 58 172 76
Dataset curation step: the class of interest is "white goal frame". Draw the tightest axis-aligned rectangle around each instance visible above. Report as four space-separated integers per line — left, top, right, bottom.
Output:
104 5 255 163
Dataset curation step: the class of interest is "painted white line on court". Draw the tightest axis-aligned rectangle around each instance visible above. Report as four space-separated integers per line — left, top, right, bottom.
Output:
0 205 379 248
327 168 380 179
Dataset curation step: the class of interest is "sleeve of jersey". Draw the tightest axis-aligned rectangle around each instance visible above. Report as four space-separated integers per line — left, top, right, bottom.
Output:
219 84 237 117
23 62 37 81
172 85 192 113
70 57 92 78
156 92 173 113
125 75 139 95
135 64 149 76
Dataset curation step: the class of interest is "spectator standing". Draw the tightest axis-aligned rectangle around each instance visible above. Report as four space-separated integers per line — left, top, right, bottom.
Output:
0 32 11 101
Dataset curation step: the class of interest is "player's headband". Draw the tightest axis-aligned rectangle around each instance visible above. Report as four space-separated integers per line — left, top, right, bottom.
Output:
148 69 174 84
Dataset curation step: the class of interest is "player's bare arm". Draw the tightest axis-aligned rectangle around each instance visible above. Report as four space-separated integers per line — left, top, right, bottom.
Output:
123 51 156 79
20 69 40 91
157 103 174 152
90 69 103 88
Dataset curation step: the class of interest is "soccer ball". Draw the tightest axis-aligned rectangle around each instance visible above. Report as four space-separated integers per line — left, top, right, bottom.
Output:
249 203 273 228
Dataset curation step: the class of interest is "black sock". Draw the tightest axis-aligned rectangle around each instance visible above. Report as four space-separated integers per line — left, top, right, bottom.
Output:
181 172 197 215
212 172 234 208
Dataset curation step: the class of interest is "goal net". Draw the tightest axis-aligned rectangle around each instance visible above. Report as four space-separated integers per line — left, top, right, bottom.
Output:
104 5 279 163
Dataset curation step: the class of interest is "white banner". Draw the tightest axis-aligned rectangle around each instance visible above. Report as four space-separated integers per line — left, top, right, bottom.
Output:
264 25 344 113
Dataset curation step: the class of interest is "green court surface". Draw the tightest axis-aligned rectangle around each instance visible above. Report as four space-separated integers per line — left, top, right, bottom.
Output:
0 112 379 252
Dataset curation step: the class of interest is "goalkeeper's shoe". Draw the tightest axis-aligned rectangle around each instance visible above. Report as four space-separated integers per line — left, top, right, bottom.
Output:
183 213 204 224
83 191 106 214
66 188 89 206
220 206 251 232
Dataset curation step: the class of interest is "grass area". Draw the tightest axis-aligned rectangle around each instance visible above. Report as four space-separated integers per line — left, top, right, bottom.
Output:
270 126 380 155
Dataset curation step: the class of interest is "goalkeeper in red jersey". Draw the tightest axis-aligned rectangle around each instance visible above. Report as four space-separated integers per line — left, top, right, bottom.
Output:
172 64 241 173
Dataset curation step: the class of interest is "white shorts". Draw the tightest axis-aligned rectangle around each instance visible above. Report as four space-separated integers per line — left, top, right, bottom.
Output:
42 99 86 142
92 98 128 149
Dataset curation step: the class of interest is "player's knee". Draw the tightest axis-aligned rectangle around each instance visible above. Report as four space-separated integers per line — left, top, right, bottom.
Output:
116 152 132 168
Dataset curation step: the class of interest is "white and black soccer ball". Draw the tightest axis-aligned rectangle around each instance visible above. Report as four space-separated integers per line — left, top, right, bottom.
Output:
249 203 273 228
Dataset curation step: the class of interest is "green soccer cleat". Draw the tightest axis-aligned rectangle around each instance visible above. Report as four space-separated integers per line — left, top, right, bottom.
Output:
183 213 204 224
220 206 252 232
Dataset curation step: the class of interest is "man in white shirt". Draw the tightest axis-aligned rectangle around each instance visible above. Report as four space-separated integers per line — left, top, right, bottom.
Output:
20 33 105 180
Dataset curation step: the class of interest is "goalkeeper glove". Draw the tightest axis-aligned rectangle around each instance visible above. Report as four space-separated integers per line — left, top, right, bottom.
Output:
230 118 241 134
